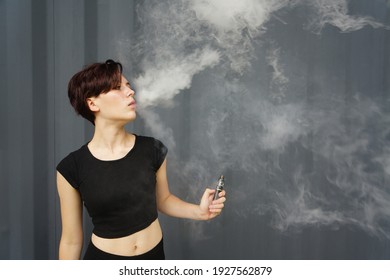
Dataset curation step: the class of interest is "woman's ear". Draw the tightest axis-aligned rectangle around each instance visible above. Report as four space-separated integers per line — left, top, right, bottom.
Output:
86 97 100 112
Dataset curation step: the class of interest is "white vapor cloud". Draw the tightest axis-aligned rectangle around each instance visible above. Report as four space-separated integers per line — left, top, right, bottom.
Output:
128 0 390 240
304 0 386 33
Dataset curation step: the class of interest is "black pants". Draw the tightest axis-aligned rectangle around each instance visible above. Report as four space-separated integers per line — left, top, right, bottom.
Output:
83 238 165 260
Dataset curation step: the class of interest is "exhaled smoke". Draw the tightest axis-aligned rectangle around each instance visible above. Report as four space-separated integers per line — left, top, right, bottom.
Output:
266 47 289 101
133 0 385 107
304 0 386 33
133 0 292 108
130 0 390 239
271 98 390 237
187 0 291 73
135 47 220 108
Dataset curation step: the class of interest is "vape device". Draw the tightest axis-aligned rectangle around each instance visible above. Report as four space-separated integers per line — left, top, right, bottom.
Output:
213 175 224 200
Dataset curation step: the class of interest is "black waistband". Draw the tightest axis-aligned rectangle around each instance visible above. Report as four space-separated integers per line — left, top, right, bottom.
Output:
83 238 165 260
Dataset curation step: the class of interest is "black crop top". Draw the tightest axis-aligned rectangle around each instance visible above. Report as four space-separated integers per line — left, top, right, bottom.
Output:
56 135 168 238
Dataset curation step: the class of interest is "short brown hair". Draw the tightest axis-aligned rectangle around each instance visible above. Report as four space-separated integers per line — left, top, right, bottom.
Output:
67 59 123 125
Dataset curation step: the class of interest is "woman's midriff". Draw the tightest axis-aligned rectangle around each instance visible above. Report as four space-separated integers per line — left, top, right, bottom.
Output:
91 219 163 256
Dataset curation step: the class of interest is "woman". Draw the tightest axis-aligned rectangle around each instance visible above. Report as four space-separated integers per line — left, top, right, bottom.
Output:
56 59 226 260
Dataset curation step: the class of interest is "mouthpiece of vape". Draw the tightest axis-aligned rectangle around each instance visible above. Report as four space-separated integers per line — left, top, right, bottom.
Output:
213 175 224 200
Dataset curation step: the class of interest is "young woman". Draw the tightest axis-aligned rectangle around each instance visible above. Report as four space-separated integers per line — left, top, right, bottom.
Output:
56 59 226 260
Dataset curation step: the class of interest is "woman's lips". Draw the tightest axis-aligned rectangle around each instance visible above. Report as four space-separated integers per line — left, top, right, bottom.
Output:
128 100 136 107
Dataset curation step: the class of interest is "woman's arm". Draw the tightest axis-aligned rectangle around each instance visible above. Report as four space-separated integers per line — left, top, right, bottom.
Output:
56 171 84 260
156 159 226 220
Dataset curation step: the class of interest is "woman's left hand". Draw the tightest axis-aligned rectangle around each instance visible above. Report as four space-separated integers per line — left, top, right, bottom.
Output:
199 188 226 220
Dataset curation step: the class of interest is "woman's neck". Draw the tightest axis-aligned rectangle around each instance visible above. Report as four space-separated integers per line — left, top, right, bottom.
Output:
89 122 131 153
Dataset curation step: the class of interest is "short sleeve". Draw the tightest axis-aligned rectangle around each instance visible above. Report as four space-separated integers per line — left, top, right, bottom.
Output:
153 138 168 171
56 153 80 189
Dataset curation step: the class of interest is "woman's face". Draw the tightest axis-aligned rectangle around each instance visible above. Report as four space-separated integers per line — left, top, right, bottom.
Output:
89 75 137 124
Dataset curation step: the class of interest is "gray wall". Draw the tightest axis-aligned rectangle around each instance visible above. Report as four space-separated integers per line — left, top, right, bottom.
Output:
1 0 390 259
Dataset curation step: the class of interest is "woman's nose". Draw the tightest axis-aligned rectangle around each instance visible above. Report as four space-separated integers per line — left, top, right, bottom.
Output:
126 88 135 97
